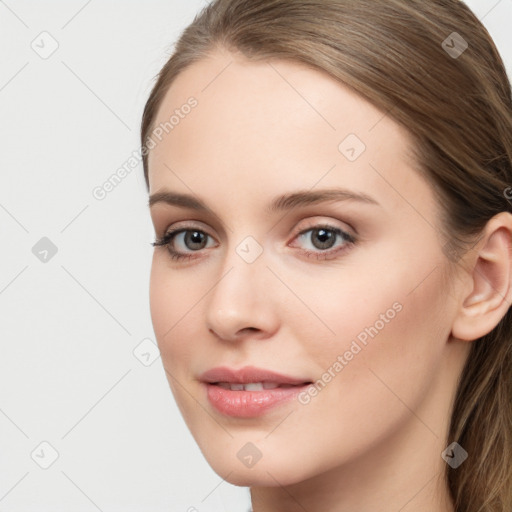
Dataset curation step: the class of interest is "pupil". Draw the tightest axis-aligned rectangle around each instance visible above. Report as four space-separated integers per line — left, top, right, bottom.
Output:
186 231 206 249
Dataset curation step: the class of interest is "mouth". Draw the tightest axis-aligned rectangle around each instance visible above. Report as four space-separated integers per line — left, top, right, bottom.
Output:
199 366 313 417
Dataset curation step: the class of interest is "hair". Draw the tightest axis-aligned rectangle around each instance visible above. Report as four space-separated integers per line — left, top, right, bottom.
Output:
140 1 512 510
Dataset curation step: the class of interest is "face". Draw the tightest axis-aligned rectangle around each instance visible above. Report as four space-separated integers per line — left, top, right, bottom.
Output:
147 48 464 487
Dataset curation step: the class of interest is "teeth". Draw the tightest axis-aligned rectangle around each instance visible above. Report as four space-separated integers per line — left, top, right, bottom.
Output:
244 382 264 391
215 382 281 391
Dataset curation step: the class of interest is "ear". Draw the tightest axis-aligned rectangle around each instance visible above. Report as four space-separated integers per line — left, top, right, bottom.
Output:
451 212 512 342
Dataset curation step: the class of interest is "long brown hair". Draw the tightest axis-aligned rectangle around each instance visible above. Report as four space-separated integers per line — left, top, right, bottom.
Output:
140 1 512 510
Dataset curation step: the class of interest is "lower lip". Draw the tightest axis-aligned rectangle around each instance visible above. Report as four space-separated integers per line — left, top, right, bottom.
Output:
204 383 310 418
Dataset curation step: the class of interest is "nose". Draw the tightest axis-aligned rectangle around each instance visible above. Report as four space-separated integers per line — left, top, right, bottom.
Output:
205 247 280 343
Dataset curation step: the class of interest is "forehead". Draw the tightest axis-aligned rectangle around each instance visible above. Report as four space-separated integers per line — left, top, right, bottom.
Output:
147 48 424 213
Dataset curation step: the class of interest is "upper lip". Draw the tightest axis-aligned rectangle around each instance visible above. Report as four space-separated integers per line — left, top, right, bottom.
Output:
199 365 311 385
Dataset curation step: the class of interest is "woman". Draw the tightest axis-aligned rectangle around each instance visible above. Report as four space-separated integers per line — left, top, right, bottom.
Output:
140 1 512 511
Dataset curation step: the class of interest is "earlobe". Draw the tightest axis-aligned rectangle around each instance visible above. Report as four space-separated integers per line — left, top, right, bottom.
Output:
451 212 512 342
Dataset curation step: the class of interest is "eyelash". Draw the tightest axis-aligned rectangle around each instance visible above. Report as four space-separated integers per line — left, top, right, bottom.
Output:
151 223 357 262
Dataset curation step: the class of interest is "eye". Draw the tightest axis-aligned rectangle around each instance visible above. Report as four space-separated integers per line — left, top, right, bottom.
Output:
290 224 356 260
152 228 216 261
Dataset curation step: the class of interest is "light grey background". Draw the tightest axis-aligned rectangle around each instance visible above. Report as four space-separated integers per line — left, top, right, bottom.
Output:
0 1 510 511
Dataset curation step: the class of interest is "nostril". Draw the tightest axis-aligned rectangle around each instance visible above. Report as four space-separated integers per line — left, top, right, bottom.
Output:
238 327 259 335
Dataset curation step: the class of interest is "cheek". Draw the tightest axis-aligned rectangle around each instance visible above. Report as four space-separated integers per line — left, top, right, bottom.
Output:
300 237 449 366
149 256 189 360
149 257 172 341
149 256 204 423
294 254 451 435
149 255 211 374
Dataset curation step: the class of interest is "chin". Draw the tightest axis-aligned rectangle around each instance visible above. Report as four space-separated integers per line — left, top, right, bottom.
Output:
199 444 316 488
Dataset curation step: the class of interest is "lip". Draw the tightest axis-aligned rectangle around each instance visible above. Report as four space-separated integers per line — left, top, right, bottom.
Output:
199 365 310 385
199 365 312 418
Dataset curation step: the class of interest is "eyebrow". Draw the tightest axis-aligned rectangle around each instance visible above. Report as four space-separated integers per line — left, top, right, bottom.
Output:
148 187 380 213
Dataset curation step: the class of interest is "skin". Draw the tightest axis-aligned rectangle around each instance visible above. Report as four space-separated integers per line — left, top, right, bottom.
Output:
146 47 512 512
